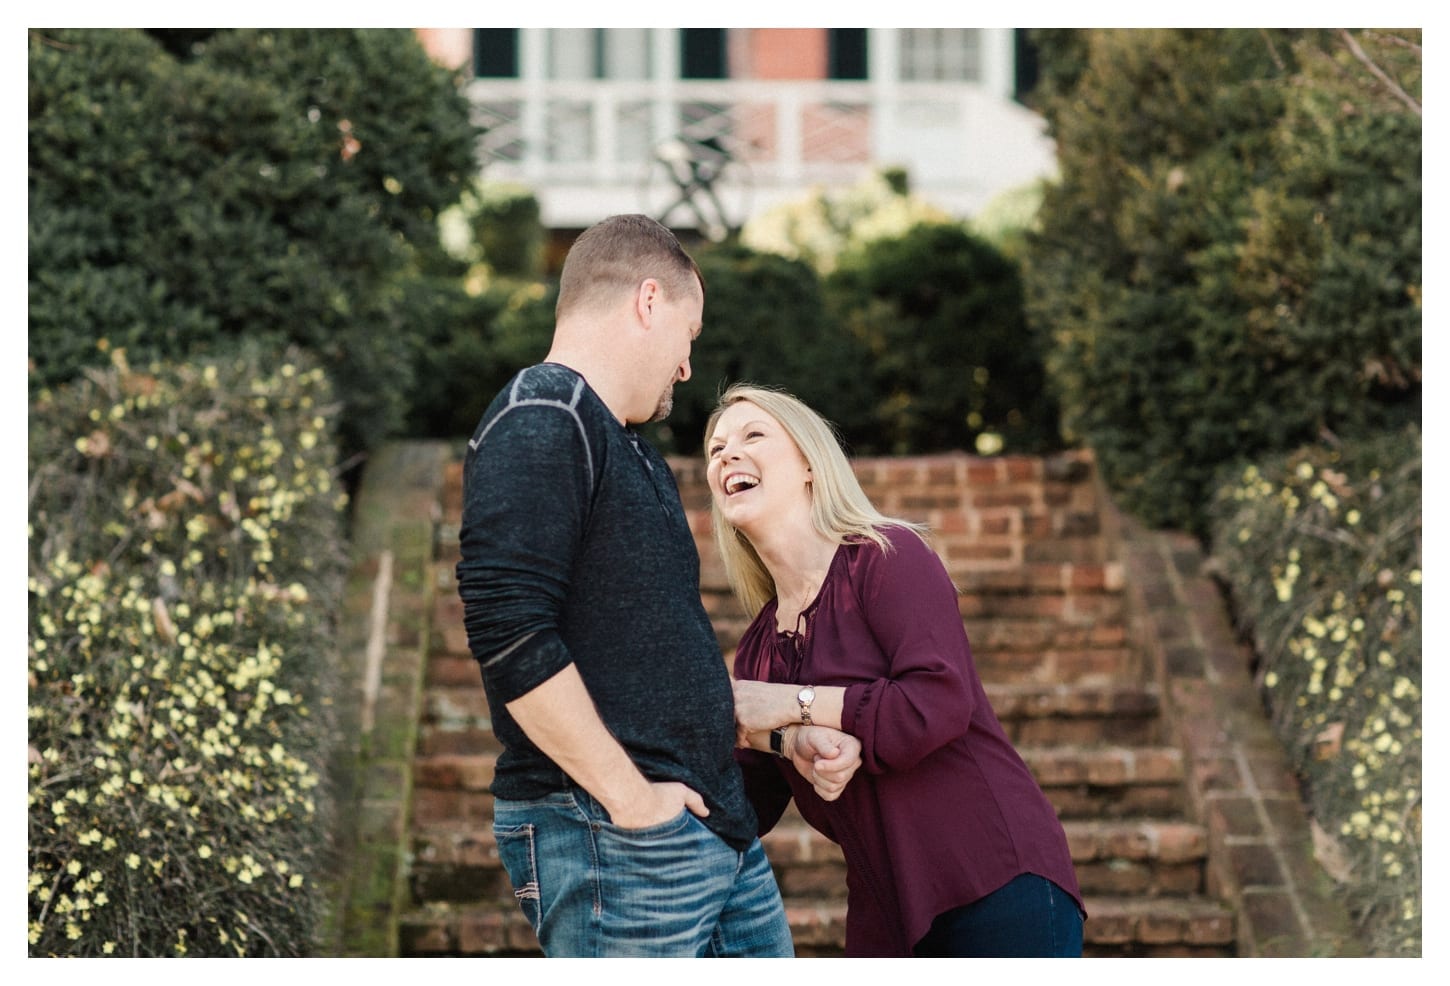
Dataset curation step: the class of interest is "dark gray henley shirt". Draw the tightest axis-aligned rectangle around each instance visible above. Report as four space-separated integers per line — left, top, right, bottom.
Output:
455 363 756 850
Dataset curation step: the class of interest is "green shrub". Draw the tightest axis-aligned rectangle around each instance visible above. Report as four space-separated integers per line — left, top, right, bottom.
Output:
439 180 547 279
740 168 951 275
644 241 874 455
28 345 349 956
1022 29 1421 533
1207 427 1421 956
403 182 553 438
825 222 1063 456
403 276 558 439
27 28 480 462
968 179 1048 263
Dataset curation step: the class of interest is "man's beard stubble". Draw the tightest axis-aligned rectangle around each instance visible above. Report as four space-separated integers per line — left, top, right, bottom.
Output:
650 384 675 423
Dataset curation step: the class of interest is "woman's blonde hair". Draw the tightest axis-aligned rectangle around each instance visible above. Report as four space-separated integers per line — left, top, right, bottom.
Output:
704 383 927 617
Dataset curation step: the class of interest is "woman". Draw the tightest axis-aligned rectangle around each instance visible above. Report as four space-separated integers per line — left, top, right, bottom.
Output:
705 383 1085 957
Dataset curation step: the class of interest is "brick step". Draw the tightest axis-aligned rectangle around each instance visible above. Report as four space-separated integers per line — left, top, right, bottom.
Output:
703 632 1143 686
413 677 1163 754
396 893 1235 958
759 816 1208 898
783 894 1237 958
701 560 1121 591
1024 744 1186 818
784 894 1238 958
989 681 1163 746
966 614 1130 654
972 647 1142 685
408 813 1209 909
406 743 1188 827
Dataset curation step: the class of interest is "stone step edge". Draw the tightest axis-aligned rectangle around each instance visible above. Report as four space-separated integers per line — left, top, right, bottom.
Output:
410 816 1210 873
409 743 1186 794
417 679 1164 729
395 893 1236 953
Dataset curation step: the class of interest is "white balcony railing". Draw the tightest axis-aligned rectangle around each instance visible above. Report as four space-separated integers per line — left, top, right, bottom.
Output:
464 77 1055 231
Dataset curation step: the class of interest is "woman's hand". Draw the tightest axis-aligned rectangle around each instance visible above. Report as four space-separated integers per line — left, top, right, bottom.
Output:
732 679 800 739
781 725 862 802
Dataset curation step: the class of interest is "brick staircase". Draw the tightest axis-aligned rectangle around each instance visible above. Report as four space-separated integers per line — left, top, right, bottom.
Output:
394 447 1243 957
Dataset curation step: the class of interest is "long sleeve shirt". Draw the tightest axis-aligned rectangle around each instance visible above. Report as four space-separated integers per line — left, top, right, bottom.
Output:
735 524 1085 954
456 363 757 850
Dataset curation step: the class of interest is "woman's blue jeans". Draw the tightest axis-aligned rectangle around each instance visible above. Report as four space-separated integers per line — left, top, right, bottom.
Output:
913 873 1084 957
493 786 795 957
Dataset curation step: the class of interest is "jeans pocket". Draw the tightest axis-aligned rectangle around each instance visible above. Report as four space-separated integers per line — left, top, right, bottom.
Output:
494 822 542 934
595 807 695 843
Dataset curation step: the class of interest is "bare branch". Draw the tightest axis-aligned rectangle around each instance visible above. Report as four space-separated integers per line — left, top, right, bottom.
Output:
1258 27 1288 73
1337 28 1422 117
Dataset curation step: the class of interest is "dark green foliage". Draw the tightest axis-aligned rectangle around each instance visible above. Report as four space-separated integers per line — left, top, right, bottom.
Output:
642 241 874 456
1207 427 1421 955
1234 32 1421 428
1021 29 1421 533
403 277 558 439
204 30 480 250
28 28 480 462
470 184 547 278
824 222 1062 456
395 181 553 439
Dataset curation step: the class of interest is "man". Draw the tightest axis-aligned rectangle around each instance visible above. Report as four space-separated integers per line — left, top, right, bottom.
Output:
455 215 800 956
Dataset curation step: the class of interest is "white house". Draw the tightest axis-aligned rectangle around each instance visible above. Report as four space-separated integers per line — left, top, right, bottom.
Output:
416 28 1057 236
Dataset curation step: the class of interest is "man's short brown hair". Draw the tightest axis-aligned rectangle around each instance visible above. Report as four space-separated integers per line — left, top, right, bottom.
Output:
555 214 704 322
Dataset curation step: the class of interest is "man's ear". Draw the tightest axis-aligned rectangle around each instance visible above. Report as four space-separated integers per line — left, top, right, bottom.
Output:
634 277 662 327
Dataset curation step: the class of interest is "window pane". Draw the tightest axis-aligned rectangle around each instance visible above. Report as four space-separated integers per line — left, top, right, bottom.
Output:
602 28 651 79
474 28 518 78
828 28 868 80
899 28 981 82
549 28 596 80
681 28 727 79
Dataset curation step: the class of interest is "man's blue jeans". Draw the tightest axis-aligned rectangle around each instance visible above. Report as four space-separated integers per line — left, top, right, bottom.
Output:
494 786 795 957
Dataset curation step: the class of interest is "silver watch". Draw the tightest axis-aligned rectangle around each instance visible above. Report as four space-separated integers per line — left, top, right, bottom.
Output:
797 685 816 725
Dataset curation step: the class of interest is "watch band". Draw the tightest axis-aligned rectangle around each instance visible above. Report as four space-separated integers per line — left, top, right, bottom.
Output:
769 727 789 759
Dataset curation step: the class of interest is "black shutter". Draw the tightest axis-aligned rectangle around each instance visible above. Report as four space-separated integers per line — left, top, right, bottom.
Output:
473 28 519 78
828 28 868 80
680 28 726 79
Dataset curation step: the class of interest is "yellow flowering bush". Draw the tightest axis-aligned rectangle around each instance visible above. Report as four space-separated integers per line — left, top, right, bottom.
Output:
740 168 951 276
1208 426 1421 956
28 345 348 956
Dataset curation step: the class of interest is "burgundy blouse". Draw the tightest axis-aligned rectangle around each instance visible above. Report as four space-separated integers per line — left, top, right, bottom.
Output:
734 525 1084 956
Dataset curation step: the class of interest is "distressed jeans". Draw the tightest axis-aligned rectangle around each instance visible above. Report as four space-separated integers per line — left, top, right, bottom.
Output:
493 786 795 957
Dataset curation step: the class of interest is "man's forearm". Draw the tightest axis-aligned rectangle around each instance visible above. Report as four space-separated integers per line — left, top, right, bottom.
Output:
504 662 654 815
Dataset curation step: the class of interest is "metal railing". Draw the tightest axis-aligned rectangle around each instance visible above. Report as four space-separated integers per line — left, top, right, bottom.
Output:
463 77 1055 228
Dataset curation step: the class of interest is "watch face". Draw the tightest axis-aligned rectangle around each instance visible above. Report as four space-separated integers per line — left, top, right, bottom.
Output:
798 686 815 704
